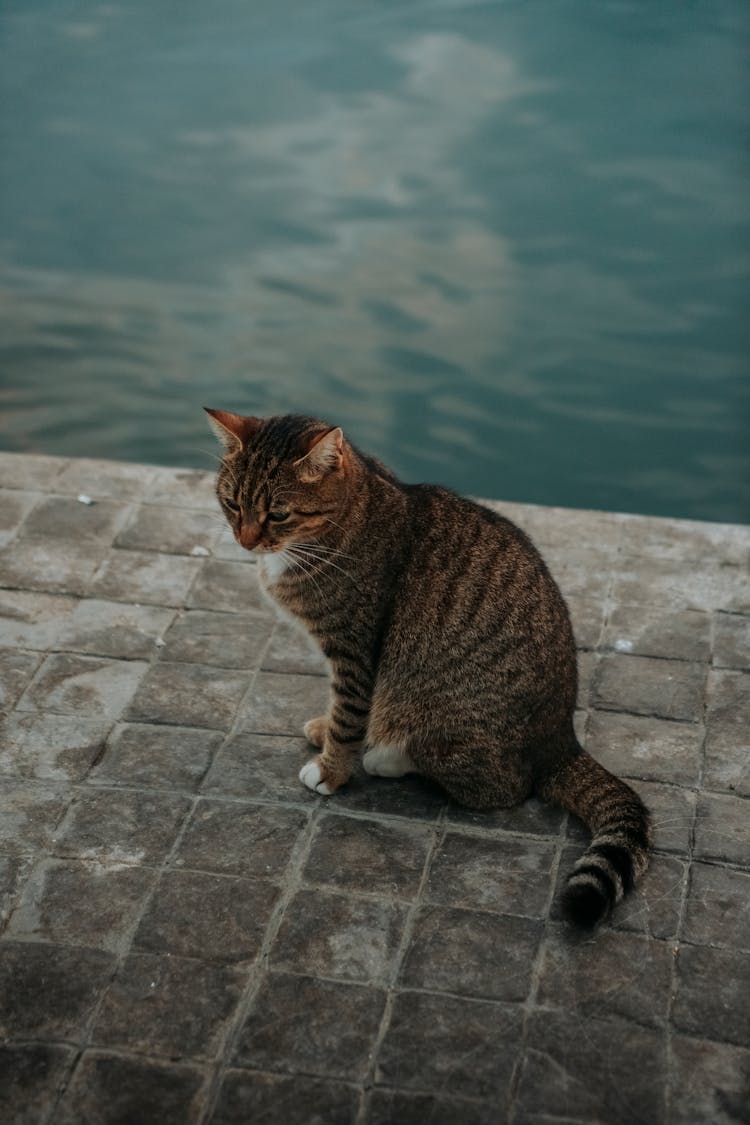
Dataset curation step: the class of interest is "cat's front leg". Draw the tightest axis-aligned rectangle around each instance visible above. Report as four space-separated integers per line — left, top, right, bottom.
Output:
300 681 370 795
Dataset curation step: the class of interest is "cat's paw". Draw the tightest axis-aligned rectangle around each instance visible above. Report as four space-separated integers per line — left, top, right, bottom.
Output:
363 745 415 778
303 715 327 748
299 756 335 796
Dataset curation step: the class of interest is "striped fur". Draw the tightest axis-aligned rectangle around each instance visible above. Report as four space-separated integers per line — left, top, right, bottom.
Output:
207 410 651 927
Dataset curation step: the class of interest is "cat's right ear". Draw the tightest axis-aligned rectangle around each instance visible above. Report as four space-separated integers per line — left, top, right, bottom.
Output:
204 409 260 453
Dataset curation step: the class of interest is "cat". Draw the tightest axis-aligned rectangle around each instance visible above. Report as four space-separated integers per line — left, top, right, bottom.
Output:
206 408 650 927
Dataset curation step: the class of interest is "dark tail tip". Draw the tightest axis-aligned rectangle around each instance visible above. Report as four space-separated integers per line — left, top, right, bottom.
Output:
562 877 613 929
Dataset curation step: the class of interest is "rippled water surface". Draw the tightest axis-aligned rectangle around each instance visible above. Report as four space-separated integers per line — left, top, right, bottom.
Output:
1 2 748 521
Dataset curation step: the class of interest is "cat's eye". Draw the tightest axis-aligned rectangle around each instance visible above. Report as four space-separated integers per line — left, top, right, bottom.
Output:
266 510 290 523
224 498 240 513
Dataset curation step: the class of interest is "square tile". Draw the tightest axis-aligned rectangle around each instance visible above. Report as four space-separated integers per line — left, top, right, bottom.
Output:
0 854 36 929
17 495 129 545
0 781 70 857
303 813 432 898
630 780 695 857
271 888 407 984
517 1010 666 1124
694 792 750 868
145 466 217 511
602 606 710 662
0 589 77 649
134 870 278 963
0 712 111 781
669 1036 750 1125
114 504 221 554
126 661 249 730
368 1090 498 1125
202 733 318 804
6 859 155 951
0 1044 75 1125
55 458 156 501
0 451 67 490
683 863 750 950
53 789 191 865
0 538 108 596
92 723 222 791
0 942 114 1040
585 710 703 786
673 944 750 1046
234 972 386 1080
536 928 672 1028
0 648 43 713
261 618 328 675
90 549 203 607
377 991 523 1101
713 612 750 670
213 1070 358 1125
159 609 273 669
91 952 245 1058
57 1051 206 1125
0 489 40 548
334 766 447 821
592 654 706 722
400 906 541 1002
187 559 269 613
704 670 750 796
426 833 557 918
57 599 176 660
237 670 328 736
16 653 148 721
174 799 309 879
566 597 605 651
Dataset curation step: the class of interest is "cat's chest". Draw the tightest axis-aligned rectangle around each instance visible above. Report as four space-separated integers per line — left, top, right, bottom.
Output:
258 553 304 627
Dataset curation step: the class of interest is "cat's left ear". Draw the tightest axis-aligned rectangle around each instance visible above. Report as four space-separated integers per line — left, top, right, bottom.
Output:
294 427 344 481
204 408 260 453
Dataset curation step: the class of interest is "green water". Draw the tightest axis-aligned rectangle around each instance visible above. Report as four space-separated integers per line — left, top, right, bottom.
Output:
1 1 748 522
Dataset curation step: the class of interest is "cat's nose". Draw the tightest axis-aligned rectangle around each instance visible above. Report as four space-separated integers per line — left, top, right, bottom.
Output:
239 522 262 550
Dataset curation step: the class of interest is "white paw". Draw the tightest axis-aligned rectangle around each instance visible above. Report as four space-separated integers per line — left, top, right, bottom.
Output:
299 759 334 796
362 745 415 778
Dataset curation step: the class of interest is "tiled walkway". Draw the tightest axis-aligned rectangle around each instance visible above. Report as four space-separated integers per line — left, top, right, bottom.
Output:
0 453 748 1124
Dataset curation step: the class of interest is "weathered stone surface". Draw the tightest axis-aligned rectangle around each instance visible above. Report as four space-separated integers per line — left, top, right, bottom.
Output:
174 799 309 879
694 791 750 868
585 709 703 786
6 859 154 951
0 942 114 1040
669 1036 750 1125
187 558 269 613
673 943 750 1046
713 611 750 670
378 991 523 1101
53 788 191 865
682 862 750 951
114 503 220 554
0 589 77 649
426 833 557 918
0 712 111 781
602 605 711 662
592 653 706 722
134 870 278 963
213 1070 358 1125
126 660 248 729
234 972 386 1080
704 669 750 796
90 548 203 606
517 1010 666 1124
57 598 175 659
16 652 148 721
92 722 222 791
238 669 328 736
271 888 407 984
400 907 541 1002
57 1051 207 1125
303 813 431 899
91 952 245 1058
1 452 748 1122
160 608 273 668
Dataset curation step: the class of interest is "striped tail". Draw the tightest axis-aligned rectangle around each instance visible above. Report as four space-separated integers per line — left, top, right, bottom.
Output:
536 745 651 928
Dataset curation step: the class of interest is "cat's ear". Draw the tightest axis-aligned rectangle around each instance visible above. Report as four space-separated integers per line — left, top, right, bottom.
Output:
294 427 344 481
204 408 260 453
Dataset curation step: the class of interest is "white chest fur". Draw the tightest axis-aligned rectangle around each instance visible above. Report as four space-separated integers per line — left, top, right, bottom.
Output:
258 551 292 584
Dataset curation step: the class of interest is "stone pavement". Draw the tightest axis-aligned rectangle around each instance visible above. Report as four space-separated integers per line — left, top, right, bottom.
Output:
0 452 748 1125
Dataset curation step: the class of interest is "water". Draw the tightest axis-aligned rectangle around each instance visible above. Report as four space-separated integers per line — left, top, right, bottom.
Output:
1 1 748 523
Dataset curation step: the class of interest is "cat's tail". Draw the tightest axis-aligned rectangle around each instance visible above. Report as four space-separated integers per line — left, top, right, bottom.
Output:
535 744 650 928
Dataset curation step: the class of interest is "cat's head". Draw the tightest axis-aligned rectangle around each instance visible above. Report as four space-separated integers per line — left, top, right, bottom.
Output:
205 409 347 552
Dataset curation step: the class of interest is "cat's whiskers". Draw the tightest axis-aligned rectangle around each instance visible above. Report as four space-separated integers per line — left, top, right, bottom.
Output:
287 543 356 587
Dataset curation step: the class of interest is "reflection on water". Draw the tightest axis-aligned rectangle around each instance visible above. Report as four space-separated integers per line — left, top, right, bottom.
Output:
0 2 748 521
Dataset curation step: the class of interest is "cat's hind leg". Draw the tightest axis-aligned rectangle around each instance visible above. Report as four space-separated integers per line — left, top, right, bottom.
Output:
363 744 417 778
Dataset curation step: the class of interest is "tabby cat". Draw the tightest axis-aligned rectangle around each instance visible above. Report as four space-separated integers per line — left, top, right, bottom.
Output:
206 409 650 927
